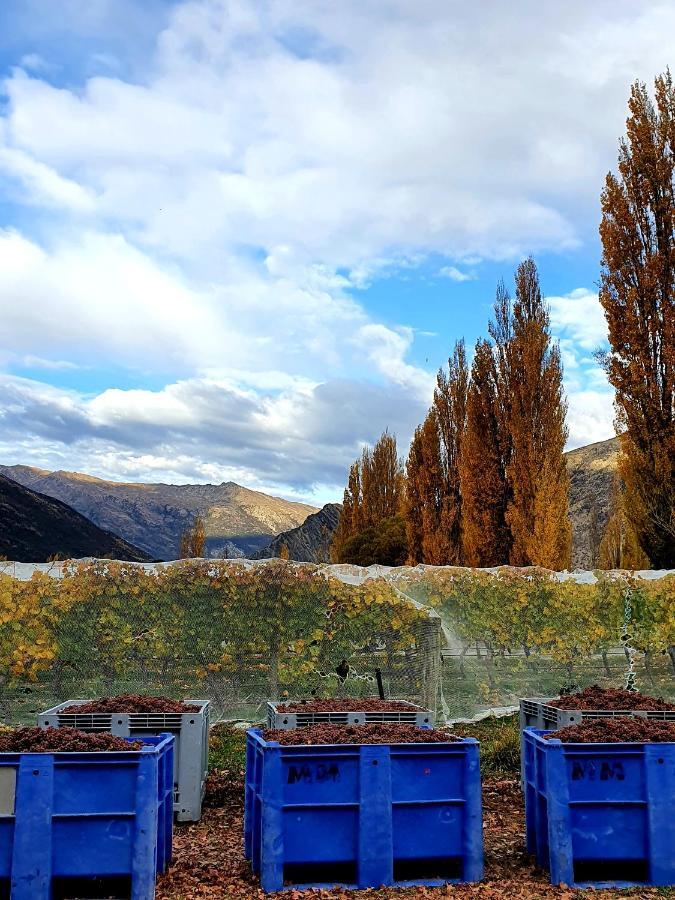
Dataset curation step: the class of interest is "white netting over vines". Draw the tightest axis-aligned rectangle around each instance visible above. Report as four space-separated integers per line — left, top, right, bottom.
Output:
0 559 672 725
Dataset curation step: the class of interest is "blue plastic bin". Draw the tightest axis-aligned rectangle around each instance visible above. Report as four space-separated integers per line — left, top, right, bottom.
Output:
245 728 483 892
523 727 675 888
0 733 174 900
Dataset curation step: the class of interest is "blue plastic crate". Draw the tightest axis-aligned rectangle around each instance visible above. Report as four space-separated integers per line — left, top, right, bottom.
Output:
0 732 174 900
245 728 483 892
523 727 675 888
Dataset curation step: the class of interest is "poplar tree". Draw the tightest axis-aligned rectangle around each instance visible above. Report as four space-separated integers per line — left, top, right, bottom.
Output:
331 431 405 563
419 409 450 564
598 475 650 570
504 258 571 569
179 514 206 558
362 430 404 526
405 425 425 565
460 338 510 566
433 340 469 564
330 461 361 561
599 71 675 567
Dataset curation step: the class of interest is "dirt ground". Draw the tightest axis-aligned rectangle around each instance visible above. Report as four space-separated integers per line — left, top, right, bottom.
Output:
155 773 672 900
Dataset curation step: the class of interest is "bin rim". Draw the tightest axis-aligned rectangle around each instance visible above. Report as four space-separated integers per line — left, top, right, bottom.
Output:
247 726 478 749
0 731 175 758
38 698 210 717
523 725 675 748
521 695 675 715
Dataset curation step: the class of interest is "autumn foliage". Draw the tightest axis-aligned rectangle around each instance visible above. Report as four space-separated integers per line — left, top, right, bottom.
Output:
0 561 672 711
331 430 405 564
598 475 650 570
0 560 430 702
460 338 510 566
502 259 571 569
599 71 675 567
404 260 570 570
179 514 206 559
400 566 674 666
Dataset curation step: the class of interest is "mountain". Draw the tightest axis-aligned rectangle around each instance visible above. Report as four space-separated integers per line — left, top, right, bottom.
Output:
0 466 317 561
253 503 342 562
0 474 149 563
565 435 619 569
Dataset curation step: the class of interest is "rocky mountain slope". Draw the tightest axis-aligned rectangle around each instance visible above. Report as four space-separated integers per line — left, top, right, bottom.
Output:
0 466 317 560
0 474 149 563
253 503 342 562
565 435 619 569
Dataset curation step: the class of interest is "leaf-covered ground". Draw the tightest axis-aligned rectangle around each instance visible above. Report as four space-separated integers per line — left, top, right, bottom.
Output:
155 720 674 900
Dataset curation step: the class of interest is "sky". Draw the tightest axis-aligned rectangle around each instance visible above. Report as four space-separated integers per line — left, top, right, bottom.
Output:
0 0 672 507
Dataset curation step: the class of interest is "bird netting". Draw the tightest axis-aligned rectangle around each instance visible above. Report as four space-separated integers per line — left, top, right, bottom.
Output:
0 558 672 725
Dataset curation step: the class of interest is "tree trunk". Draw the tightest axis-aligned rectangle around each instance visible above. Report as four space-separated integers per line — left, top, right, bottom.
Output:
483 643 496 689
268 638 280 699
643 650 655 687
601 651 612 678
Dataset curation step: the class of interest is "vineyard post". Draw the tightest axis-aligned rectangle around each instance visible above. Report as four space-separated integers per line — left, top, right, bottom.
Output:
420 618 442 714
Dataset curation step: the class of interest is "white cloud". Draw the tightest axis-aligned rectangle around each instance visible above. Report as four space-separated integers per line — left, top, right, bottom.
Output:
565 387 616 450
2 0 666 487
5 0 673 267
549 288 608 351
18 54 50 73
548 288 615 449
353 324 434 398
0 373 427 501
18 356 82 371
0 228 377 379
439 266 474 283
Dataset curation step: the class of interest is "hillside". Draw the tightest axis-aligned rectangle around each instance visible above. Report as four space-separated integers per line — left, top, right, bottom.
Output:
253 503 342 562
0 466 317 560
0 474 149 563
565 435 619 569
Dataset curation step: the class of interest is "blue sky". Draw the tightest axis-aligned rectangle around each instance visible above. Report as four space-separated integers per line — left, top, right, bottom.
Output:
0 0 671 505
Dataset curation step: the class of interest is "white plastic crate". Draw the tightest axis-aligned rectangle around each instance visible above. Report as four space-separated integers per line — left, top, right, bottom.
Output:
267 699 435 729
518 696 675 786
38 699 210 822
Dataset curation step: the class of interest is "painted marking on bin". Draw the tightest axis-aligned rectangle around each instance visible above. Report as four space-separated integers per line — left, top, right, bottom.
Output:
571 760 626 781
287 763 341 785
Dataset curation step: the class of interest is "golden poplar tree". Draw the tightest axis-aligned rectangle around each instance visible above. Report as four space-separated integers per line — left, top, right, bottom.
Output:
405 425 425 564
331 461 361 561
420 409 450 564
460 338 510 566
331 431 405 563
362 430 404 526
433 340 469 564
503 258 571 569
179 514 206 559
599 71 675 567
